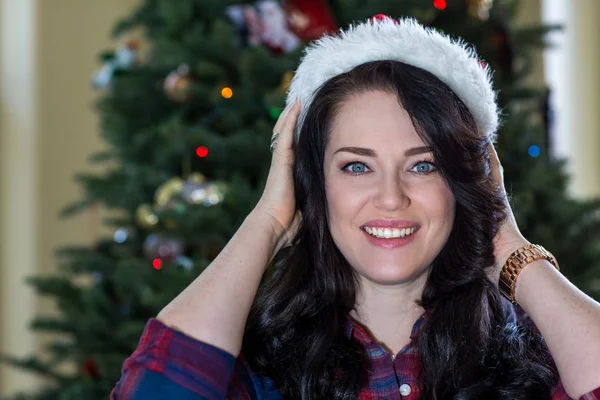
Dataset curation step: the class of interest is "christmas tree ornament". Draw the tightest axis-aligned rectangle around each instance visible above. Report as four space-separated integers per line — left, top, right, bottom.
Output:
114 40 139 68
175 255 194 271
113 227 131 244
154 177 186 229
143 234 185 262
466 0 493 20
154 177 184 207
164 64 193 102
227 1 312 55
181 173 228 206
82 358 100 380
92 41 139 89
93 64 115 89
225 4 263 47
256 1 301 54
135 204 159 230
285 0 337 43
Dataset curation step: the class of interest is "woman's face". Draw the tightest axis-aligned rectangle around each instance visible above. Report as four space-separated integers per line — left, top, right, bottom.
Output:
324 90 456 285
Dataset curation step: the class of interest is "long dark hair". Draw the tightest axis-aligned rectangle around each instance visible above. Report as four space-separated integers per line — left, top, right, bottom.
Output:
243 61 558 399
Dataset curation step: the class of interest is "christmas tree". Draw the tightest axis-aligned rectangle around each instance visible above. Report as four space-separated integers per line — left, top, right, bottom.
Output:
3 0 600 398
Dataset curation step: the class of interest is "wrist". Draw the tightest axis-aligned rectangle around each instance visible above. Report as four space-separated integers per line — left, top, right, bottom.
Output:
513 259 557 307
496 237 530 267
246 209 287 255
498 244 559 305
491 237 530 283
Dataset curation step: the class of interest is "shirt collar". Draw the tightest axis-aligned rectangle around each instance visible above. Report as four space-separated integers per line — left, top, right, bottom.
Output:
344 312 427 345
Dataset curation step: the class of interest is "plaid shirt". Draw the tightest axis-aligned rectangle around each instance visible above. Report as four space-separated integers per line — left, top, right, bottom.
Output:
111 311 600 399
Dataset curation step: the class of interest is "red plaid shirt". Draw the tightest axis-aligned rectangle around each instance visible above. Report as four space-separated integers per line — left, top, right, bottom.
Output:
111 311 600 399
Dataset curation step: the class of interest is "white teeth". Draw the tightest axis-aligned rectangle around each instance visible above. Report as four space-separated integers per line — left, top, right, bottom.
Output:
364 226 417 239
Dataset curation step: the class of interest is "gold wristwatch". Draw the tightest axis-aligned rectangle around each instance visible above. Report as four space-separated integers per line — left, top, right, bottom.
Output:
498 244 559 305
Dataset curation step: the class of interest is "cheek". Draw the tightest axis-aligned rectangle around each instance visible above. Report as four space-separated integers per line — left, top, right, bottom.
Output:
420 184 455 227
404 177 453 215
325 178 365 232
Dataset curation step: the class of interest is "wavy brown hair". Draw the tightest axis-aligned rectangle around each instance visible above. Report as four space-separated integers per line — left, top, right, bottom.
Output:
243 61 558 399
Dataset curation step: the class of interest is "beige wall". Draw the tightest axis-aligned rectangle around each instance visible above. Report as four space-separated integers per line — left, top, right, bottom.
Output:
0 0 138 395
514 0 545 87
542 0 600 198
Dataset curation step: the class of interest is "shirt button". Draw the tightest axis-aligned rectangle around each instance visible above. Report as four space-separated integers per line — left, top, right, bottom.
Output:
399 383 412 396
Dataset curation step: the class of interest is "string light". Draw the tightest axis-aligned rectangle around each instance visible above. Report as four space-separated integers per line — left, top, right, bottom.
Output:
433 0 447 10
152 258 163 270
196 146 209 158
528 145 541 158
221 87 233 99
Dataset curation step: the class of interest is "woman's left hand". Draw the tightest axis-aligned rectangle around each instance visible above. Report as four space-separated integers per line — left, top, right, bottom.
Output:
487 143 530 283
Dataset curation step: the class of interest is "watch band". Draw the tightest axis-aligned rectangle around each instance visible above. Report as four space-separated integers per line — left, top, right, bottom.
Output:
498 244 559 305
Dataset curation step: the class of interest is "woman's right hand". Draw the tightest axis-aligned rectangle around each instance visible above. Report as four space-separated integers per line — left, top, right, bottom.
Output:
253 102 302 248
154 103 303 354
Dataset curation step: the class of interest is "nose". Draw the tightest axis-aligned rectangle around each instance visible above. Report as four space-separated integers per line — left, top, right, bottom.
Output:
373 175 410 211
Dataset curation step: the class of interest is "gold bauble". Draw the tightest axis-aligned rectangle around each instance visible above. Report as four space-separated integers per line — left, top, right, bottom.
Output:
155 177 184 207
135 203 159 230
187 172 206 184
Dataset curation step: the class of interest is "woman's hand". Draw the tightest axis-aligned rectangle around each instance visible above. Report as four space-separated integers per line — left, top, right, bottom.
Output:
487 148 600 400
253 102 303 249
488 143 530 282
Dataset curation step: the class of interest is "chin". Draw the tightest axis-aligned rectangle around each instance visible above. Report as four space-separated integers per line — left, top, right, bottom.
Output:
358 265 424 286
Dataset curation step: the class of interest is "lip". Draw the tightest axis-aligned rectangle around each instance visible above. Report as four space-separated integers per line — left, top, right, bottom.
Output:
361 219 419 229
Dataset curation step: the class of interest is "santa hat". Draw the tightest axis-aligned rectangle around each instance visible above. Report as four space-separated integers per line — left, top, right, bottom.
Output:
286 16 499 140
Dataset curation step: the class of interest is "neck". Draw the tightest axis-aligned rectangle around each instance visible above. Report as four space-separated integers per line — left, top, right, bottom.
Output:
350 273 427 355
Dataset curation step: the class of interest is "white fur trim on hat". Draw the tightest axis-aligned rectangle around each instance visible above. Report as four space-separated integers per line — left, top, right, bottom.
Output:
286 17 499 140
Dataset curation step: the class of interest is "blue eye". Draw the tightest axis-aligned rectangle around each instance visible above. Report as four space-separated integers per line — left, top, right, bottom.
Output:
342 162 369 175
412 161 437 174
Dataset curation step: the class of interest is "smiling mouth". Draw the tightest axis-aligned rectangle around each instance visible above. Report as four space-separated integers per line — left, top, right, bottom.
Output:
362 226 418 239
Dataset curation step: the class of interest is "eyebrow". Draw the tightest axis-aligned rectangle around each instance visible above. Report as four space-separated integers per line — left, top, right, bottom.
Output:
333 146 432 157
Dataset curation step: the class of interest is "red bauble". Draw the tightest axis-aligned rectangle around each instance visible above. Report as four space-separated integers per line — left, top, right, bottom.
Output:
143 234 184 263
82 357 100 380
285 0 337 42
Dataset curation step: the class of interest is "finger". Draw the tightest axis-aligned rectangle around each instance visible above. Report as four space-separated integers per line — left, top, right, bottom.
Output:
277 102 301 151
272 102 294 136
487 142 505 191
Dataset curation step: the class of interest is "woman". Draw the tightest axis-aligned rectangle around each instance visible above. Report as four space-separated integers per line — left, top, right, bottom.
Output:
112 17 600 399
